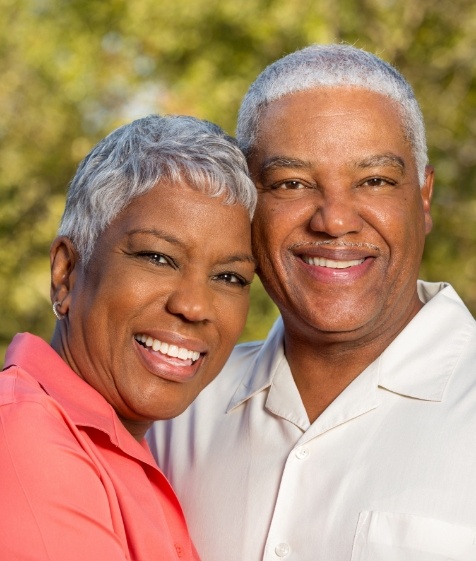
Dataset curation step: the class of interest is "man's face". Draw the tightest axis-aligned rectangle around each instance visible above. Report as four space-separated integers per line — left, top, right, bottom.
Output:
249 87 433 345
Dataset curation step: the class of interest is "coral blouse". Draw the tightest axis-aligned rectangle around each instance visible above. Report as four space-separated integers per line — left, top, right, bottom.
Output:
0 333 199 561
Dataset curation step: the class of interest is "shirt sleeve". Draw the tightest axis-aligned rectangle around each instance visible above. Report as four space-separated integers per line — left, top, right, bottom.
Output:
0 391 130 561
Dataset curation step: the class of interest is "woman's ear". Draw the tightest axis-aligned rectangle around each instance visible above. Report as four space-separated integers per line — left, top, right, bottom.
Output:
50 236 80 317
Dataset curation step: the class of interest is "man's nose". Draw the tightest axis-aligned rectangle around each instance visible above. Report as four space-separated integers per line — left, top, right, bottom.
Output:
309 192 364 238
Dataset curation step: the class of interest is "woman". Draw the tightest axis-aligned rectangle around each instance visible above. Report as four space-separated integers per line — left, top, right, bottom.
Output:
0 114 256 560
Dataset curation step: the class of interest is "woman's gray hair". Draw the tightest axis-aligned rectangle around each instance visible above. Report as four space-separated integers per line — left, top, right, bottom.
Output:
237 44 428 186
59 114 257 264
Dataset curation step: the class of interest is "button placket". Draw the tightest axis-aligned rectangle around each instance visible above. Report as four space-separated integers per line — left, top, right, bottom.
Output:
275 542 291 557
294 446 310 460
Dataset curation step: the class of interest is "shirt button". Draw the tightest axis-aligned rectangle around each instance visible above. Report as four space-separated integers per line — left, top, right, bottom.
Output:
275 542 290 557
295 446 310 459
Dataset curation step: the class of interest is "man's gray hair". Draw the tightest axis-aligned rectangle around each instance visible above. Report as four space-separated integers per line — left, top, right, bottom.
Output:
237 44 428 185
59 114 257 264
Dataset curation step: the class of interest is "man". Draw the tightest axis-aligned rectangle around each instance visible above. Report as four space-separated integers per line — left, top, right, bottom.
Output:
149 45 476 560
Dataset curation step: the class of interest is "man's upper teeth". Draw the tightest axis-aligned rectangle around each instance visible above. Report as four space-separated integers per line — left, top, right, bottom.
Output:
303 256 365 268
135 334 200 361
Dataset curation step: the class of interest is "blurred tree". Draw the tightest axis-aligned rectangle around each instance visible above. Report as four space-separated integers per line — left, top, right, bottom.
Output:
0 0 475 360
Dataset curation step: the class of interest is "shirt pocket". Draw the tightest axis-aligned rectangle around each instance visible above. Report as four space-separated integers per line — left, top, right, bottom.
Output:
351 511 476 561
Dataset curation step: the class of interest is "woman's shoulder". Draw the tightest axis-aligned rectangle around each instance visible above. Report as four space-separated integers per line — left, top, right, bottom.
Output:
1 364 59 411
0 364 83 452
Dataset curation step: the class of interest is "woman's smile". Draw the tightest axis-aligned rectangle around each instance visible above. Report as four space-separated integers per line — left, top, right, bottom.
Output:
135 333 202 363
134 332 206 382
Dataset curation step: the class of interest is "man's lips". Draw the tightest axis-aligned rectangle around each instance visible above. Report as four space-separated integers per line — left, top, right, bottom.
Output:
301 255 366 269
289 240 379 275
290 241 379 266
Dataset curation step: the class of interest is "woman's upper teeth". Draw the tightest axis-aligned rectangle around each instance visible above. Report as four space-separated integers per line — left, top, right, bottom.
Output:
302 256 365 268
135 334 200 362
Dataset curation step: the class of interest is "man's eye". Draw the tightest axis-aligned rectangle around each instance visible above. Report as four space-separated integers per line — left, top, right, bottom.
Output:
214 272 251 287
362 177 395 188
273 180 306 190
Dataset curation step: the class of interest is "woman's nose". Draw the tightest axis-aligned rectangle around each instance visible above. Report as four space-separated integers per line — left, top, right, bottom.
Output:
166 277 215 323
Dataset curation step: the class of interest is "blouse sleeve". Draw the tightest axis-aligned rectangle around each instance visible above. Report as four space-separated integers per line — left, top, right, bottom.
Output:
0 386 130 561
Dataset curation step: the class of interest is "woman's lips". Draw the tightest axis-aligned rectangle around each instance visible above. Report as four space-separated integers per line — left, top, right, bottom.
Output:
135 333 200 363
134 333 205 382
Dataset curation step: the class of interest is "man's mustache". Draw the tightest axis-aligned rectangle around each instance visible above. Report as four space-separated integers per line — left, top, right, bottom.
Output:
288 240 380 252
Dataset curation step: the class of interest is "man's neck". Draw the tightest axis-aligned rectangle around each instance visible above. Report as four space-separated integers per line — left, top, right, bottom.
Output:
282 299 424 423
284 338 380 423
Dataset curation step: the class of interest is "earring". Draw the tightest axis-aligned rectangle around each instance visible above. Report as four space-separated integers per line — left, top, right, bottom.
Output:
52 301 66 321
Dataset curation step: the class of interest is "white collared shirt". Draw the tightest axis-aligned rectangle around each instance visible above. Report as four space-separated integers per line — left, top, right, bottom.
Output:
149 281 476 561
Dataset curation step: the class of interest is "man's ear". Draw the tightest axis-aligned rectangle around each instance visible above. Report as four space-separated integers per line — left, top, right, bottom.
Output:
50 236 80 316
421 165 434 235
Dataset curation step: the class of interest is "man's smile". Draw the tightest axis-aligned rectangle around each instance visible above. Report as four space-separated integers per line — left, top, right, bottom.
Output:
301 256 366 269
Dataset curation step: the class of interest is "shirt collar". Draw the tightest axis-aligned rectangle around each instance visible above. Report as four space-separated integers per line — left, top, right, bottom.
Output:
227 317 285 411
377 281 475 401
3 333 156 466
227 281 475 412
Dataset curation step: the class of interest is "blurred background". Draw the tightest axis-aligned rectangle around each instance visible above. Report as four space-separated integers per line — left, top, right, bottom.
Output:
1 0 476 360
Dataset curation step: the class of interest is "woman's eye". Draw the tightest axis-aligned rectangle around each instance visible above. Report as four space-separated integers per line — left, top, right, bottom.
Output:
139 252 174 267
214 272 251 287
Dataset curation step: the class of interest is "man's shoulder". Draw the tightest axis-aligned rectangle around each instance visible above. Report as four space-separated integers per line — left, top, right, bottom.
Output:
415 281 476 343
418 280 474 319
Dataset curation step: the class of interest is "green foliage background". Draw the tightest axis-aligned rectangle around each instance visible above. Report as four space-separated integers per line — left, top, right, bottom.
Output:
1 0 476 360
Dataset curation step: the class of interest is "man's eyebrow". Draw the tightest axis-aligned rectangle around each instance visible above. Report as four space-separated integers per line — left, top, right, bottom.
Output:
356 153 405 172
261 154 406 174
260 156 313 174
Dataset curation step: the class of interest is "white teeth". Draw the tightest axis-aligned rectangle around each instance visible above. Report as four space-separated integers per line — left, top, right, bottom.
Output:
135 335 201 362
302 256 365 269
152 339 161 352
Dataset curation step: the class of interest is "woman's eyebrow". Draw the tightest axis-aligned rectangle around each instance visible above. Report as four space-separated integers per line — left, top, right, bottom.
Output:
217 253 256 267
127 228 182 245
127 229 256 266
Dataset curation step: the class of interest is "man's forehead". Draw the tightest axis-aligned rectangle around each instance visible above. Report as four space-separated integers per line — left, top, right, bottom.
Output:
261 86 399 118
247 89 414 177
253 87 409 155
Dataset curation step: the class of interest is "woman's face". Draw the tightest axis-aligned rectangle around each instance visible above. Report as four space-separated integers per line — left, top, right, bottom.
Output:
51 180 254 439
